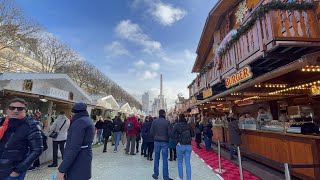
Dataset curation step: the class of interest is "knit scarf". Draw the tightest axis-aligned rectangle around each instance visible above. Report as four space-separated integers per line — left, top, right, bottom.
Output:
0 117 9 140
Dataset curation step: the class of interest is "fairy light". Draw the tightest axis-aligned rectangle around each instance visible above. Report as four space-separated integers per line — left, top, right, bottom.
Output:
269 80 320 95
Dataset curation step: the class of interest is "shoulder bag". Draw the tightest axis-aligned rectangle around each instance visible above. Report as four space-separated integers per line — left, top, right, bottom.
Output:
49 120 66 138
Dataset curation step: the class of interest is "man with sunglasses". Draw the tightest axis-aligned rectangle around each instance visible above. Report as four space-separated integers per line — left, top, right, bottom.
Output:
0 98 43 180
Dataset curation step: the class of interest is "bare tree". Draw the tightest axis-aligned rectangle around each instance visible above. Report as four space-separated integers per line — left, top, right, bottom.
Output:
0 0 41 71
31 34 76 73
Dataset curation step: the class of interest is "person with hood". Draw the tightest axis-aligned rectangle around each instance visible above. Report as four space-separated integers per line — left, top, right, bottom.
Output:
48 111 70 167
95 117 104 144
0 98 43 179
113 113 124 153
56 102 95 180
124 114 139 155
228 113 241 160
150 109 173 180
173 114 194 180
102 116 113 153
168 118 177 161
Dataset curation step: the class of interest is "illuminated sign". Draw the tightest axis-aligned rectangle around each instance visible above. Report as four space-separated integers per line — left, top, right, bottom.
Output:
225 66 253 88
203 88 213 99
235 99 254 106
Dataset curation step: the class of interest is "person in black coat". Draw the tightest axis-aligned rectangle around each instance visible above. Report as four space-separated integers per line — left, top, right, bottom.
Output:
0 98 43 179
142 116 154 161
102 117 114 153
201 118 213 151
195 118 202 149
57 103 95 180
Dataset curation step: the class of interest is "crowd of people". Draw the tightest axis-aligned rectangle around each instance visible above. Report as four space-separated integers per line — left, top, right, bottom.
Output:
0 97 250 180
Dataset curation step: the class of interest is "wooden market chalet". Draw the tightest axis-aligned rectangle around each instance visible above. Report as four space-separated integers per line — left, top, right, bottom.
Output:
187 0 320 179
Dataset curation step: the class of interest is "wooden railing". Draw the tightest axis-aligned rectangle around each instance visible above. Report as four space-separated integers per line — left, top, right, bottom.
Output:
190 4 320 94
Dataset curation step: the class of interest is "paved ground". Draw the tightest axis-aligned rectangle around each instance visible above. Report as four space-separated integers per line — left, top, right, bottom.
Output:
25 143 221 180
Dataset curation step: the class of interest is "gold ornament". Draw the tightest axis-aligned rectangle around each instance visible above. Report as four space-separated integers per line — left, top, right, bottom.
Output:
235 1 249 24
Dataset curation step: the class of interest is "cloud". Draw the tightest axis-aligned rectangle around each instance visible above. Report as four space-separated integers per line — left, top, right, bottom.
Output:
104 41 130 57
115 20 161 52
140 70 157 80
134 60 146 68
150 62 160 70
150 1 187 26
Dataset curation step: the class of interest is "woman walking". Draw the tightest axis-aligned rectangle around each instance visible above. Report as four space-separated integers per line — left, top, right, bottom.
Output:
143 116 154 160
102 117 113 153
168 118 177 161
201 117 213 151
195 117 202 149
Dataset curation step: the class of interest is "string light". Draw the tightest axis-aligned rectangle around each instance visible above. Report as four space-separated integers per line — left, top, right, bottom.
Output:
255 84 287 88
269 80 320 95
302 65 320 72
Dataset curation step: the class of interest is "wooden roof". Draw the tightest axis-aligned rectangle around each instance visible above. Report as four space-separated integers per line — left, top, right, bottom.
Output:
192 0 241 73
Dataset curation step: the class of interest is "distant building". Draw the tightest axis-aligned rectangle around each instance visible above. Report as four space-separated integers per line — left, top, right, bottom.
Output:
142 92 149 113
151 74 167 116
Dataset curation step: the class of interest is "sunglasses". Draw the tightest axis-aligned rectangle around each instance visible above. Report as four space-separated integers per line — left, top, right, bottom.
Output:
8 106 26 111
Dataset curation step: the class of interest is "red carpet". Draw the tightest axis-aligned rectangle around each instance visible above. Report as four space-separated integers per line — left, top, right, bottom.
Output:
192 141 260 180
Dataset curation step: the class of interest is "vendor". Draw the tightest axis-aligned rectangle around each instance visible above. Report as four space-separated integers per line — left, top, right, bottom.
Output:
257 107 273 121
279 110 290 122
245 113 256 124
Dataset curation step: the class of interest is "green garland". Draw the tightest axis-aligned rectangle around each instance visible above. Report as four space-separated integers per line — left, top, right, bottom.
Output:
199 1 317 76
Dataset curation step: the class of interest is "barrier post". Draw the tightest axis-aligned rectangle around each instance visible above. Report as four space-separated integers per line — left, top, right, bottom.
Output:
237 146 244 180
214 140 226 174
284 163 291 180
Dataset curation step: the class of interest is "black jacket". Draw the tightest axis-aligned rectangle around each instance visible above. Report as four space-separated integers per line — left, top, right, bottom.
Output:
202 122 213 137
142 121 153 142
113 118 123 132
0 116 43 178
102 120 113 138
58 111 95 180
95 120 103 129
173 119 194 145
150 117 170 142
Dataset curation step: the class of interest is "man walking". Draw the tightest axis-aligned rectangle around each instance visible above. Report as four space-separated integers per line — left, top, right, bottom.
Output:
113 113 124 153
95 117 103 144
56 102 95 180
124 114 139 155
48 111 70 167
0 98 43 179
150 109 173 180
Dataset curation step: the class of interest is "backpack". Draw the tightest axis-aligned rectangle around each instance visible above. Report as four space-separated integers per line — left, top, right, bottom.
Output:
179 125 192 144
127 120 134 131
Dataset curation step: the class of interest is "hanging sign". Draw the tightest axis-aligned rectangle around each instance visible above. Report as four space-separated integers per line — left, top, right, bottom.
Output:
203 87 213 99
225 66 253 88
190 96 197 104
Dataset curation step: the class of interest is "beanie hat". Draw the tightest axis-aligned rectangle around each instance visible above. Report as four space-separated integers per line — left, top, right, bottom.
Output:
72 102 87 113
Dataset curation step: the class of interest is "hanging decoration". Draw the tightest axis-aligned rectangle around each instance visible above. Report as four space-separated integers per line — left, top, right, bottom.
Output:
198 1 317 76
235 0 249 24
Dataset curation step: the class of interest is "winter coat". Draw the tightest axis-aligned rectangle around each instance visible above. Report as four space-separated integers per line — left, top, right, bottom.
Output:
168 122 177 148
124 116 139 135
113 117 123 132
150 117 170 142
228 120 241 145
49 115 70 141
0 116 43 178
136 126 142 141
95 120 103 129
102 120 113 138
142 121 153 142
195 122 202 143
58 111 95 180
202 122 213 137
173 119 194 145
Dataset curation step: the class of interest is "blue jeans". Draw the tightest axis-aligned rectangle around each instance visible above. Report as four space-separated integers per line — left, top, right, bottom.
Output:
97 129 103 143
176 144 192 180
153 141 169 180
4 171 27 180
204 136 212 150
113 131 122 151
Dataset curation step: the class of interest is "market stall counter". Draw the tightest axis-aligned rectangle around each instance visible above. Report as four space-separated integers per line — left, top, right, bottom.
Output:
212 124 320 179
